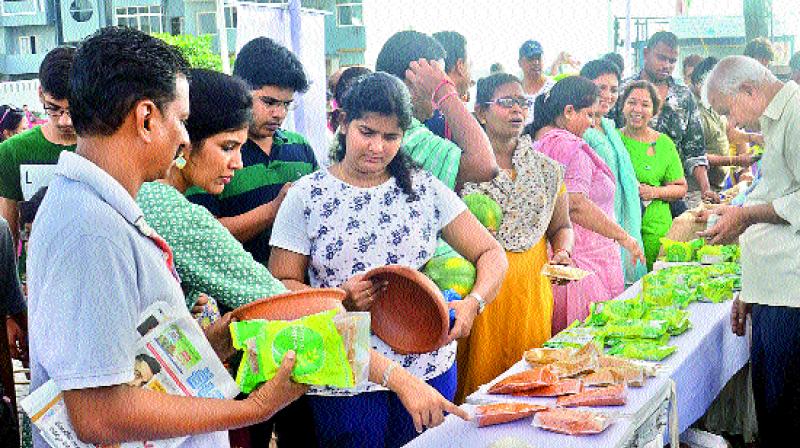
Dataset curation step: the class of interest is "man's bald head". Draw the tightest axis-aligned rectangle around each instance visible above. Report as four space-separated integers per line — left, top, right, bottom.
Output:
703 55 780 129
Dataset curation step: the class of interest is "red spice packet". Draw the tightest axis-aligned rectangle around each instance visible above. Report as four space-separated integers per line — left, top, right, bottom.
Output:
533 408 613 435
474 402 549 427
511 379 584 397
488 367 558 394
556 384 627 407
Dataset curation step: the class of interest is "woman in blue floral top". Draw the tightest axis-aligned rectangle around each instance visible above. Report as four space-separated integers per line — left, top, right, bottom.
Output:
269 72 507 447
137 69 470 447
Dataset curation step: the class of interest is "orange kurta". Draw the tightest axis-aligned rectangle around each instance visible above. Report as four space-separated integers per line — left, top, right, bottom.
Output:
455 238 553 403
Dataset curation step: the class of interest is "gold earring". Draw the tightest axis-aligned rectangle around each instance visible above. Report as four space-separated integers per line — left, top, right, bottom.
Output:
175 154 187 170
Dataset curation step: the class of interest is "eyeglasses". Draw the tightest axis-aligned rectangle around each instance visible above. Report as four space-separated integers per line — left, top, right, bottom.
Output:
258 96 297 111
485 97 534 109
43 105 71 118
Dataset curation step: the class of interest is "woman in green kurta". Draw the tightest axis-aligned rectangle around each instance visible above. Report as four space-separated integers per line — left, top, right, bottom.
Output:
619 80 688 269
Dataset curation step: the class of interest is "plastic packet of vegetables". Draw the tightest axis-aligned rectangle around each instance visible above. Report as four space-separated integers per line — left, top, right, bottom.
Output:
601 319 669 340
544 326 602 350
644 307 691 336
606 340 677 361
584 298 647 327
230 309 354 393
697 277 736 303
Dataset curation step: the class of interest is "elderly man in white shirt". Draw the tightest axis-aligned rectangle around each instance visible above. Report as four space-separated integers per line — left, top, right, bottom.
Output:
701 55 800 445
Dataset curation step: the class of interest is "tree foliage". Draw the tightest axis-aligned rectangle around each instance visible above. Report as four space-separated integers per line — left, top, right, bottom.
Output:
154 33 223 71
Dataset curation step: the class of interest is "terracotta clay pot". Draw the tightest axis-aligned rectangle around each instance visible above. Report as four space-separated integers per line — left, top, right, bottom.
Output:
231 288 346 321
364 265 449 354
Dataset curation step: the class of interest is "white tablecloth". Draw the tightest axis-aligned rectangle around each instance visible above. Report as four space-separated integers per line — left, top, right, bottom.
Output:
404 279 750 448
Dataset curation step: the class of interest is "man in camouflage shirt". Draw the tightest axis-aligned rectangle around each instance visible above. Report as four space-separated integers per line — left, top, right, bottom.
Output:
613 31 716 213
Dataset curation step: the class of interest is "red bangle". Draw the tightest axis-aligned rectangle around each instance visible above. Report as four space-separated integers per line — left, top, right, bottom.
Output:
555 248 571 258
432 78 455 103
436 91 459 109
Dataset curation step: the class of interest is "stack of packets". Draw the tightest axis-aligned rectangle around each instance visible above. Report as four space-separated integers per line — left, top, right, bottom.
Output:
659 237 740 265
543 262 740 363
230 309 371 393
475 342 655 435
476 343 652 435
21 301 240 448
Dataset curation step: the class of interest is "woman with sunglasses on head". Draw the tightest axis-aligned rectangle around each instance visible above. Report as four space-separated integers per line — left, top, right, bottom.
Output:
581 60 647 285
455 73 574 401
526 76 646 334
619 80 687 269
137 69 471 447
0 106 28 142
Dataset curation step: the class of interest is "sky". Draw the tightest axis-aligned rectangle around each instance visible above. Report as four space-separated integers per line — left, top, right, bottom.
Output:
360 0 799 78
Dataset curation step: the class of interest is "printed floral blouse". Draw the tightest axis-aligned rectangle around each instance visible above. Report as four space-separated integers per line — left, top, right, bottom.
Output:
270 169 467 396
462 135 565 252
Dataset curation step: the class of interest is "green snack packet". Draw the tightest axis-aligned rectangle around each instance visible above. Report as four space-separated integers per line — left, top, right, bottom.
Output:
583 298 647 327
606 340 677 361
544 326 602 349
696 245 725 264
659 238 693 262
231 310 355 393
644 307 691 336
606 333 671 349
601 319 669 340
698 277 735 303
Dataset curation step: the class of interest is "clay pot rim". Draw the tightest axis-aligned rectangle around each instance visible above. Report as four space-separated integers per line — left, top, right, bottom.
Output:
230 287 347 321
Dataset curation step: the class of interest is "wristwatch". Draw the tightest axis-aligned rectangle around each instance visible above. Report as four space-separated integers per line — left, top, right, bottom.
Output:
467 292 487 314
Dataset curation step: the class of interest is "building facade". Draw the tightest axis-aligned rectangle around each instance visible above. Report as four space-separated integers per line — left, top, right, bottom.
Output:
0 0 365 80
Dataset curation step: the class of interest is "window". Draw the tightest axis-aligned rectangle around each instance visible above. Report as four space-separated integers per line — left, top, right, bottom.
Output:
197 11 216 35
115 5 162 34
336 0 362 27
69 0 93 22
170 16 183 35
225 6 236 29
18 35 37 54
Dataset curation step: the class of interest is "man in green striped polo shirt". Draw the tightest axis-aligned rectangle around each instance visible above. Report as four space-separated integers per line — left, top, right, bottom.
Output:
187 37 318 268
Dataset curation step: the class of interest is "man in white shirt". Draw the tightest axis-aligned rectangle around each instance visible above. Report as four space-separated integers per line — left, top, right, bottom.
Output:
27 27 306 447
702 55 800 445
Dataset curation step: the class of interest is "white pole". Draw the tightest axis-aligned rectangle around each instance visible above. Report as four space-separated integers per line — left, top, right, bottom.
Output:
216 0 231 74
624 0 632 74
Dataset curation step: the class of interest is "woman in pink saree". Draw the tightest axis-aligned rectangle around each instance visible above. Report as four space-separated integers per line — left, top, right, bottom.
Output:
526 76 646 333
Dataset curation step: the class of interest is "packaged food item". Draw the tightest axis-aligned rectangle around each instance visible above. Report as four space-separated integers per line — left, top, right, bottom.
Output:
474 402 549 427
523 347 576 366
533 408 613 435
606 340 677 361
599 356 658 377
548 343 600 378
540 264 592 282
643 307 691 336
609 366 646 387
333 312 371 385
230 309 354 393
697 277 735 303
556 384 626 407
600 319 669 340
544 326 603 350
511 379 584 397
660 238 704 262
488 367 558 394
581 369 616 387
583 298 647 327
